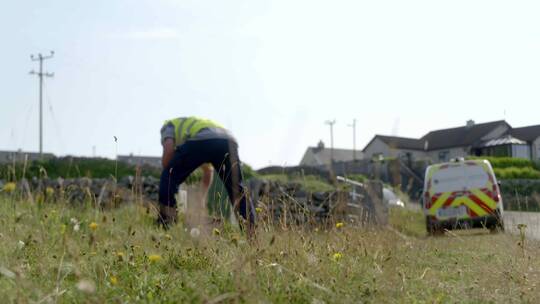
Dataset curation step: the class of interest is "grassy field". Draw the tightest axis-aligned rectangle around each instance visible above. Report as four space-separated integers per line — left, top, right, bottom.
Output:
1 195 540 303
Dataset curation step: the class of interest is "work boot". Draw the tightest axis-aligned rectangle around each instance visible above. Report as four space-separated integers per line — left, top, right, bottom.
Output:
156 205 177 229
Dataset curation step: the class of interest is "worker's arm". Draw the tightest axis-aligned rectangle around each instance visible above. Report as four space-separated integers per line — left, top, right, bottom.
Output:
162 138 176 168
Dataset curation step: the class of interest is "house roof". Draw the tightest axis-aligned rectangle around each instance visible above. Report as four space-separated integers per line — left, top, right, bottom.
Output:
302 146 362 166
480 135 527 147
421 120 510 150
372 135 426 151
510 124 540 142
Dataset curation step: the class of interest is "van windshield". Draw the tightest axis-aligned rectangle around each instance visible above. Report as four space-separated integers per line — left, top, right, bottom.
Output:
431 165 489 194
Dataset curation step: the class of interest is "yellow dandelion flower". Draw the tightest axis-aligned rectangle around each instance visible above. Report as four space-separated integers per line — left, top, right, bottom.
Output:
3 182 16 193
60 224 67 235
116 252 125 260
46 187 55 197
212 228 221 236
335 222 344 229
89 222 98 231
148 254 162 263
110 276 118 285
332 252 343 262
255 207 263 213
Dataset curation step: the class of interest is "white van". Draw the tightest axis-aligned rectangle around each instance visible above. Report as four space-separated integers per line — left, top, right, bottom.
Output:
422 159 504 234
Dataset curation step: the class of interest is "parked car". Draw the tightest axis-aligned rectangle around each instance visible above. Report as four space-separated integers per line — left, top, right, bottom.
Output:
422 159 504 234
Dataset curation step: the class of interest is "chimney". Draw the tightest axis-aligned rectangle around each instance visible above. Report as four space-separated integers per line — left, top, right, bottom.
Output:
466 120 475 128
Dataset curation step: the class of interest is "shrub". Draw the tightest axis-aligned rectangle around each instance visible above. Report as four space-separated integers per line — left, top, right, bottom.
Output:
494 167 540 180
468 156 533 169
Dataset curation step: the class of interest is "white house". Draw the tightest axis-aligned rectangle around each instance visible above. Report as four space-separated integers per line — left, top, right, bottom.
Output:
300 141 363 166
363 120 540 163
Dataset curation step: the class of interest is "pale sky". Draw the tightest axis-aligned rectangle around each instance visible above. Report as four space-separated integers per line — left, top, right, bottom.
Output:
1 0 540 169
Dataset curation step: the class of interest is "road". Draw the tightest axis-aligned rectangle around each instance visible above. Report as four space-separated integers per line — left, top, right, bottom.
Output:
504 211 540 240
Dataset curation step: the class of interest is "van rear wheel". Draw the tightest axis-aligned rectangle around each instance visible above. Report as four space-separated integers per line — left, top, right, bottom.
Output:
489 209 505 233
426 217 443 236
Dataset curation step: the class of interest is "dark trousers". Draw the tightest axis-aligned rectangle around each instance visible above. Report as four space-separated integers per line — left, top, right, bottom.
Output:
158 138 255 224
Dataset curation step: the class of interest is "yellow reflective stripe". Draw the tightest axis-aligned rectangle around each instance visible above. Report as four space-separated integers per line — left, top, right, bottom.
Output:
178 117 196 143
450 196 462 207
184 118 199 139
462 197 488 216
470 189 497 209
428 192 451 216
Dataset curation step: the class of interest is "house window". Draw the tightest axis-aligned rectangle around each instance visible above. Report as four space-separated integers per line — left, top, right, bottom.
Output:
438 151 449 162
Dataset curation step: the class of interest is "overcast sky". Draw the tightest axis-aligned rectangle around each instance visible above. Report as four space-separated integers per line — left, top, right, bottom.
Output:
1 0 540 168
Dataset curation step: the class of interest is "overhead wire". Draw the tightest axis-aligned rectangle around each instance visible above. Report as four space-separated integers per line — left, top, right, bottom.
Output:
43 80 66 153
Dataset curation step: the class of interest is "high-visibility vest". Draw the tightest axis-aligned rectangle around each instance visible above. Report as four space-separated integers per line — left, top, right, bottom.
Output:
163 116 224 144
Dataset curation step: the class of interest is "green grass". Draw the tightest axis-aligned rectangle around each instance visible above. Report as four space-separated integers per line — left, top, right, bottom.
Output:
259 173 336 192
1 194 540 303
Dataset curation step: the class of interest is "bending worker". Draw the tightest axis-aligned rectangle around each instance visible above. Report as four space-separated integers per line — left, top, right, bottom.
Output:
158 116 255 232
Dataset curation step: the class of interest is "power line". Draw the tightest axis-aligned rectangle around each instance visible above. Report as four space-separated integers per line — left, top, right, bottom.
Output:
44 80 65 153
30 50 54 160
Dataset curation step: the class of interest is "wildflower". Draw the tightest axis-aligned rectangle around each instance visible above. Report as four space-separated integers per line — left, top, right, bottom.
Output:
148 254 162 263
116 251 125 261
335 222 344 229
3 182 16 193
255 207 263 213
110 276 118 285
73 224 80 232
17 240 25 250
190 227 200 238
76 279 96 294
332 252 343 262
89 222 98 231
212 228 221 236
164 234 172 240
46 187 55 197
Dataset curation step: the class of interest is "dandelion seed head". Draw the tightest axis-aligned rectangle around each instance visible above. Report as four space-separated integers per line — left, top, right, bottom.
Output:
190 228 200 238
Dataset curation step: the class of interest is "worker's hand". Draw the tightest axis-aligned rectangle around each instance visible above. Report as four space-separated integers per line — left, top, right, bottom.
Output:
162 138 175 168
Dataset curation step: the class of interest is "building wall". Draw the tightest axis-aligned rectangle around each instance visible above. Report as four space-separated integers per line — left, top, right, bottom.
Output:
533 137 540 161
363 138 427 161
427 147 469 163
393 149 428 161
363 138 393 159
512 145 531 159
299 150 317 166
0 151 54 164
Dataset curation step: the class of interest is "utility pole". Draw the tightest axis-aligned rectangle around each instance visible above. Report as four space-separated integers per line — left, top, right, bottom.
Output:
325 119 336 164
30 51 55 160
348 119 357 161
